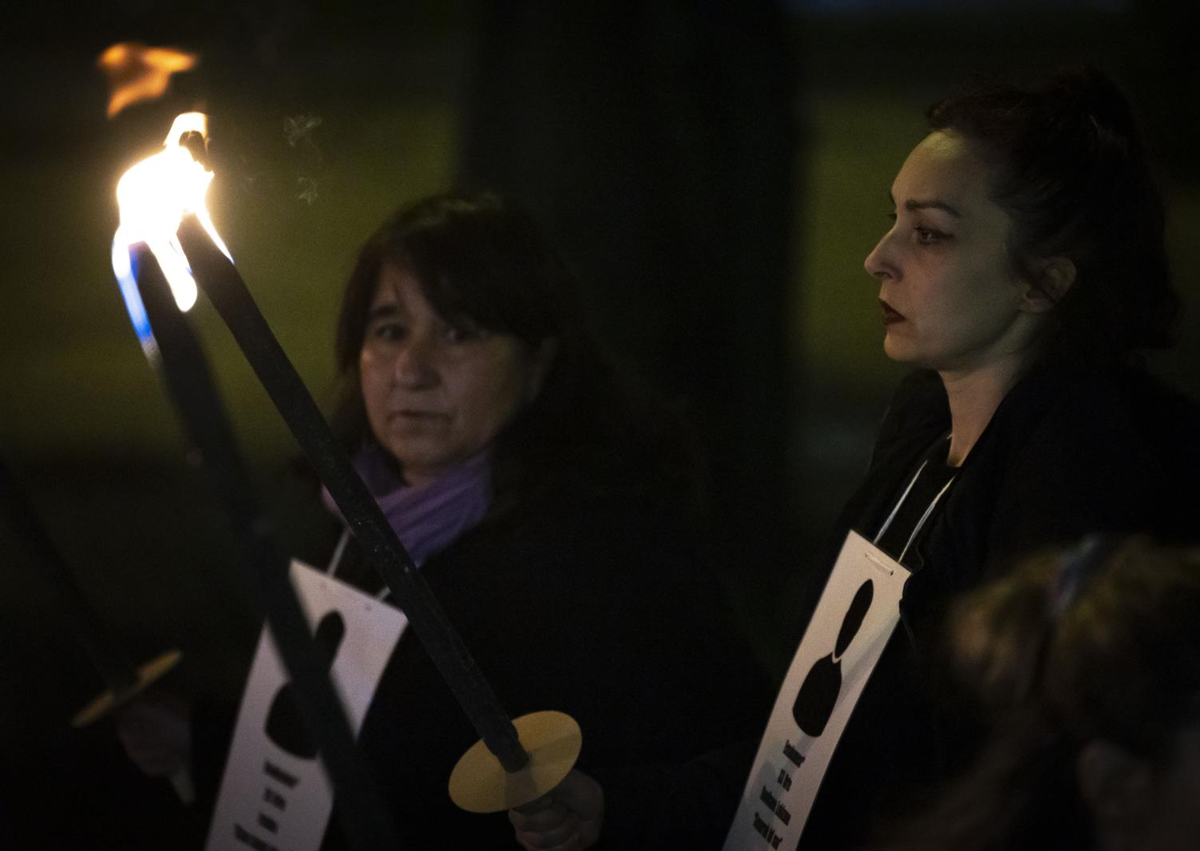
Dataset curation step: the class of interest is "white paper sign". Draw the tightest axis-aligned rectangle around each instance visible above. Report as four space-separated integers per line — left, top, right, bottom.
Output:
723 531 909 851
205 559 407 851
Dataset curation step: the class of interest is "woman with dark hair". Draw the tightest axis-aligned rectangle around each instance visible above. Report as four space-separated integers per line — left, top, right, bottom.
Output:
512 66 1198 850
327 191 703 518
118 191 769 848
879 538 1200 851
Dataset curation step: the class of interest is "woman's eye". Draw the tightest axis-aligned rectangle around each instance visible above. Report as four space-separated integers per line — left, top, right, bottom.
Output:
914 226 948 245
372 322 406 342
443 322 488 344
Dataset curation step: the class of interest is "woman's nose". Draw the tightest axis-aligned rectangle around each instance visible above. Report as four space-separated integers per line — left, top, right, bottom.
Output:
864 232 898 281
393 335 439 388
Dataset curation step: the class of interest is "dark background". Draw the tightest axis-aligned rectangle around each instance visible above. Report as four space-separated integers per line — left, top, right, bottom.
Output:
1 1 1197 847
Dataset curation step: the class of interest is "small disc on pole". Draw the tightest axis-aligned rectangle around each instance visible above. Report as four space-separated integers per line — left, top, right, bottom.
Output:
449 710 582 813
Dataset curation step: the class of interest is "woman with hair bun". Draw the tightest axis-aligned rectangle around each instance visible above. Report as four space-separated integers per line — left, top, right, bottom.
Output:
512 66 1199 851
879 538 1200 851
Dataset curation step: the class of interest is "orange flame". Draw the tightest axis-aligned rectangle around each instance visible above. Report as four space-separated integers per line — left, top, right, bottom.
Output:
97 42 198 119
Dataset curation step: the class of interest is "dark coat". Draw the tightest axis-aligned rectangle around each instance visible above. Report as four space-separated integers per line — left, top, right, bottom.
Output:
795 360 1196 851
599 361 1197 851
194 479 771 849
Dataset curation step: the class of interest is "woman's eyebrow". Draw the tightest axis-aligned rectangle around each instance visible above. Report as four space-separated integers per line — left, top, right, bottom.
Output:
889 191 962 218
366 303 401 322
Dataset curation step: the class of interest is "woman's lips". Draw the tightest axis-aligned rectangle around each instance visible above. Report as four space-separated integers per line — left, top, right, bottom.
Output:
880 300 905 326
390 410 448 422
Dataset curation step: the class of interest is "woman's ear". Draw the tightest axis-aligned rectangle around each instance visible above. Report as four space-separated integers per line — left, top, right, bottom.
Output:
1020 256 1076 313
523 338 559 403
1077 740 1155 839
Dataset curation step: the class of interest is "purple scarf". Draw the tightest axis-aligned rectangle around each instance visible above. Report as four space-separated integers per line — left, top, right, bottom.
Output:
321 445 492 567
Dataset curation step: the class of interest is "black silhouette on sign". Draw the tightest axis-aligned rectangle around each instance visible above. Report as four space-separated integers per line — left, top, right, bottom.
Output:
265 611 346 759
791 580 874 737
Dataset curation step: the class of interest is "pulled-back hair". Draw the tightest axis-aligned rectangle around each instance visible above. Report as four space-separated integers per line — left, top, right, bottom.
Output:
879 538 1200 851
330 191 703 515
927 67 1180 363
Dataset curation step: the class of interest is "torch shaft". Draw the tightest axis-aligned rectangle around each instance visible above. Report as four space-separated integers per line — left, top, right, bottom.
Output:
176 216 528 772
132 247 401 851
0 455 140 695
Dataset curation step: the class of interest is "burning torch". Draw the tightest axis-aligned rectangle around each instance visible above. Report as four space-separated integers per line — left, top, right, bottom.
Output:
111 113 400 850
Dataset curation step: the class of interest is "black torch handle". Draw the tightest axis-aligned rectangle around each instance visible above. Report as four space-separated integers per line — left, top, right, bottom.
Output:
133 247 400 851
0 455 141 696
177 216 528 773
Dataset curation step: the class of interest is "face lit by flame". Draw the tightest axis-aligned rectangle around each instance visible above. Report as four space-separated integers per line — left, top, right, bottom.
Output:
111 112 231 314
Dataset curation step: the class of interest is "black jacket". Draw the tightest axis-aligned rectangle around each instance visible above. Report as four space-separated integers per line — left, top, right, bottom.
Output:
795 361 1196 851
194 478 771 849
600 361 1197 851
